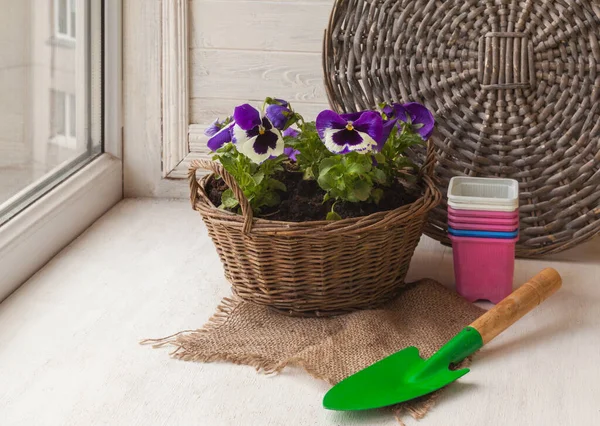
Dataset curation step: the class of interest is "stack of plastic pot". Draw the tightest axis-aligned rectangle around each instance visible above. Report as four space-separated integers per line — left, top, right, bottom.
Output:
447 177 520 303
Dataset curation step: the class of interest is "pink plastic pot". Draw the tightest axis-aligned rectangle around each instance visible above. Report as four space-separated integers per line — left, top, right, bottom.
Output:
447 213 519 226
449 234 518 303
448 219 519 232
448 206 518 219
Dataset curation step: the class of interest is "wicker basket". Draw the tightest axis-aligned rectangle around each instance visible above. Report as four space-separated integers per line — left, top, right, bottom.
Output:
188 142 441 317
323 0 600 257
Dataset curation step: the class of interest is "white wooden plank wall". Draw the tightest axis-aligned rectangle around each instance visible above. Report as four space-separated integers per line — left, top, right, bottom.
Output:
189 0 335 125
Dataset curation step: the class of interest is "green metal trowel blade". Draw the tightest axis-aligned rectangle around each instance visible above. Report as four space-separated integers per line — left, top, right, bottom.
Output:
323 327 483 411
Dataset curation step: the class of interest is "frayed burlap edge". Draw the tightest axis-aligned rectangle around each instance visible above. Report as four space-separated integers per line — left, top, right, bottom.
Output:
141 294 477 425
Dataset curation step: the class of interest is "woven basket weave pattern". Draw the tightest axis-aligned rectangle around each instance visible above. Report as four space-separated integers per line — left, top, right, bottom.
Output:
189 143 440 317
323 0 600 257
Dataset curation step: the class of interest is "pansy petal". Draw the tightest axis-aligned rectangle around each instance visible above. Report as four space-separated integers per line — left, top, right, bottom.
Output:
207 124 233 151
283 127 299 138
322 129 349 153
404 102 435 139
382 105 395 119
340 111 363 122
265 104 289 130
332 129 364 146
273 98 289 107
270 130 285 157
283 147 300 162
253 131 279 154
376 118 397 152
239 136 261 162
204 118 221 137
322 128 377 154
393 104 408 122
233 104 261 131
240 129 284 163
261 116 274 131
353 130 379 152
316 110 348 139
233 123 253 144
352 111 383 143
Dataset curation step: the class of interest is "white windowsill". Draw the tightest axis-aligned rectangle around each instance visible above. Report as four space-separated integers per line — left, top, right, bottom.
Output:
0 153 122 302
0 198 598 425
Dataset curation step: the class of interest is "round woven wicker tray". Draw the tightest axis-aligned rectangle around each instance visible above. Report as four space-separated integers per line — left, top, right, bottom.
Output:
323 0 600 257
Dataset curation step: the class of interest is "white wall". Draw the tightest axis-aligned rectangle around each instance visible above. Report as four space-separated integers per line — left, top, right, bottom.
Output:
188 0 334 125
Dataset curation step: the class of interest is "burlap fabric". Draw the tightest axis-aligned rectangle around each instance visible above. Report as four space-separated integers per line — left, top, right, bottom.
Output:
143 279 484 424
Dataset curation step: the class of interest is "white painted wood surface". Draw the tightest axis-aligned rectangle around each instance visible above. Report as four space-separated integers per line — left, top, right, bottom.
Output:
123 0 188 197
1 199 599 426
162 0 189 177
189 0 333 52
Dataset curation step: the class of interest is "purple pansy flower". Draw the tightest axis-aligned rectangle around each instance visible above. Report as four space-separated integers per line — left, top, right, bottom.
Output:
380 118 397 149
283 147 300 162
384 102 435 140
265 99 292 130
315 110 384 154
205 118 235 151
232 104 284 163
205 118 222 137
282 127 300 138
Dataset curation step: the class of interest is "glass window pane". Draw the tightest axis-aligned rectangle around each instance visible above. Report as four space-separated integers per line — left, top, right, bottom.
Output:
58 0 68 35
0 1 103 225
51 90 66 137
70 0 76 38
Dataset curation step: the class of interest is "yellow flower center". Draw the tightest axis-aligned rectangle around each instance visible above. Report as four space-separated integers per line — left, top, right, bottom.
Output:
346 122 354 131
258 125 265 135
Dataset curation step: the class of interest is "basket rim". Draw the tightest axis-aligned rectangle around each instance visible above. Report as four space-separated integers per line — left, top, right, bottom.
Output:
193 172 441 236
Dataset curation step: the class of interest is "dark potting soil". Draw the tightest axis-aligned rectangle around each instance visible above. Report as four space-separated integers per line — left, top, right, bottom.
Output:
205 171 418 222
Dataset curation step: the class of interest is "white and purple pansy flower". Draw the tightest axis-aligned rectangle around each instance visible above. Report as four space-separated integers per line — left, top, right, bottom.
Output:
383 102 435 140
233 104 284 163
205 117 235 151
265 98 293 130
316 110 385 154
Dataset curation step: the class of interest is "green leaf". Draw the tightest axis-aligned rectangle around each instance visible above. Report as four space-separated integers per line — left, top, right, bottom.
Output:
350 180 372 202
303 167 315 180
261 191 280 207
347 162 369 175
317 173 335 191
220 189 239 209
326 211 342 221
318 157 339 176
252 171 265 185
372 168 387 184
269 179 287 192
371 188 384 204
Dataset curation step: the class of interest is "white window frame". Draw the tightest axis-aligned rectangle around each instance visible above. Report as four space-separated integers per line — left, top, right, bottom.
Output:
55 0 77 41
123 0 200 198
0 1 123 302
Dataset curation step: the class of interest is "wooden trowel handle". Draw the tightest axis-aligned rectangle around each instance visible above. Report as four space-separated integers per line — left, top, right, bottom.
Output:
469 268 562 345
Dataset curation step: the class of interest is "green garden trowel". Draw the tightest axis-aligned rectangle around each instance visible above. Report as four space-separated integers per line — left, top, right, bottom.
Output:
323 268 561 411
